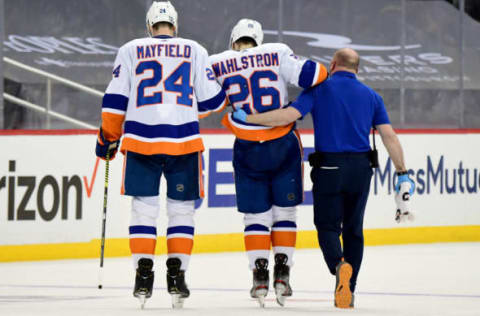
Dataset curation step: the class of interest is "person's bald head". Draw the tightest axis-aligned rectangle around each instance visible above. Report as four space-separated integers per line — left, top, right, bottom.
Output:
330 48 360 74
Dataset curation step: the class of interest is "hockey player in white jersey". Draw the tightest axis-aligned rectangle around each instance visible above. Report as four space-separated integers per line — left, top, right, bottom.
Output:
95 1 226 309
209 19 328 307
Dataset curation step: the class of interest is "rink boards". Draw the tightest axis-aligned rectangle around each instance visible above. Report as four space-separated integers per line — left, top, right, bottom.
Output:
0 130 479 261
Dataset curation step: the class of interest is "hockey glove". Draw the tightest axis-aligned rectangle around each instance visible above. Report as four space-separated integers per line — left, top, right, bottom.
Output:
232 108 248 123
395 182 414 223
395 171 415 195
96 128 120 160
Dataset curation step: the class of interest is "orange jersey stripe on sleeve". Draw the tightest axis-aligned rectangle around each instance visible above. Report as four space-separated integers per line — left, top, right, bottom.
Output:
315 63 329 86
101 112 125 141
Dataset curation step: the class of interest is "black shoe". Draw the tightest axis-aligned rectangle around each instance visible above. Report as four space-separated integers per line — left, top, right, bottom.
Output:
166 258 190 298
273 253 292 306
250 258 269 299
133 258 154 299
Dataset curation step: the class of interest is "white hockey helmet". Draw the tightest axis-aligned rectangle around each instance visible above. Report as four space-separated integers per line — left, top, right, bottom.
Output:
146 1 178 36
230 18 263 48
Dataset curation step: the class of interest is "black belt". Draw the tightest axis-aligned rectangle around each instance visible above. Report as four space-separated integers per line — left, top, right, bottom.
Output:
309 127 380 168
308 151 378 168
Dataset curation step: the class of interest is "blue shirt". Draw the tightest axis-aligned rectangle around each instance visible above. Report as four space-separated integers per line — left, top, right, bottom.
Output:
291 71 390 153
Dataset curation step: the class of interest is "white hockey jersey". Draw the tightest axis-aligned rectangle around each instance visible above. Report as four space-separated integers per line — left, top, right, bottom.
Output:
209 43 327 141
101 35 226 156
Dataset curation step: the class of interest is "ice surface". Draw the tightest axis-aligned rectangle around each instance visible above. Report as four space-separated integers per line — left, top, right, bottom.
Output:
1 243 479 316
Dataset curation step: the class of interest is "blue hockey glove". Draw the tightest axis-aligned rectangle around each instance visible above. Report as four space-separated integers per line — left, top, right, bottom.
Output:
395 171 415 195
96 128 120 160
232 108 248 123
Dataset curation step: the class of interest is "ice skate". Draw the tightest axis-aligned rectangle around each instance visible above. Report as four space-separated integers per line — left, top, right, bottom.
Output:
334 259 353 309
133 258 154 309
166 258 190 309
273 253 292 306
250 258 269 308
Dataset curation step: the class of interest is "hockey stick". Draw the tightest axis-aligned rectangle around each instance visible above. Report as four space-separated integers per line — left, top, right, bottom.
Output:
98 150 111 289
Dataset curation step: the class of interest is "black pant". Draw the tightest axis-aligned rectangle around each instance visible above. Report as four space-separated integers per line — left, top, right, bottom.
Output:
310 152 373 293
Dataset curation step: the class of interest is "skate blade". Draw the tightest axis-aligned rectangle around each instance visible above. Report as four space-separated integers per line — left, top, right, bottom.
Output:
137 294 147 309
275 283 287 307
256 294 266 308
171 294 185 309
254 288 267 308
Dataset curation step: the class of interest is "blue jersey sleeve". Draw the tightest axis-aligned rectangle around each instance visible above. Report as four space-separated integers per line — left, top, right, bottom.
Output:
372 92 391 126
290 87 316 117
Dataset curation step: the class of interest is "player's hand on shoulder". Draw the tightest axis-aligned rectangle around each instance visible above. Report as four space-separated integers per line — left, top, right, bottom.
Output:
96 128 120 160
233 108 248 123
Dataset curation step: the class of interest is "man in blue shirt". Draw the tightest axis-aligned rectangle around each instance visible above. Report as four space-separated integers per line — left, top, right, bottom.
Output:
233 48 415 308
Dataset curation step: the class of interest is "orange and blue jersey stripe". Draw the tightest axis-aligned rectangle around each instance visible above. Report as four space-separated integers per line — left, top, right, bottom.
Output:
167 225 194 255
102 93 128 114
101 89 226 156
198 89 227 118
271 221 297 248
121 121 204 155
101 93 128 141
129 225 157 255
299 61 328 88
244 224 271 251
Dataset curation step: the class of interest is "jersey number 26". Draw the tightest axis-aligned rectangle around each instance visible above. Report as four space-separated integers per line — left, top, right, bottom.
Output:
223 70 281 114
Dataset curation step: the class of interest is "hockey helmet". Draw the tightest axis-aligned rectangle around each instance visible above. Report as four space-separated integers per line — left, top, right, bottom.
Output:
230 18 263 48
146 1 178 36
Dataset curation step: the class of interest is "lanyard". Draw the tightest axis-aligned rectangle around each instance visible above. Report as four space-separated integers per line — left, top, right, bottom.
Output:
370 127 379 168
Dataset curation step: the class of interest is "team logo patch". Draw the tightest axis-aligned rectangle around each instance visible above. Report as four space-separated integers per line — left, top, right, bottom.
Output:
176 184 185 192
287 193 296 201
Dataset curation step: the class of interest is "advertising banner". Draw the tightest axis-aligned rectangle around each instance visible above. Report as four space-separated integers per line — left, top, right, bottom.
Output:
0 131 479 261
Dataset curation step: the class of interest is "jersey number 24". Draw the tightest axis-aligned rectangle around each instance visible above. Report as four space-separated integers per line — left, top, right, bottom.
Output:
136 60 193 107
